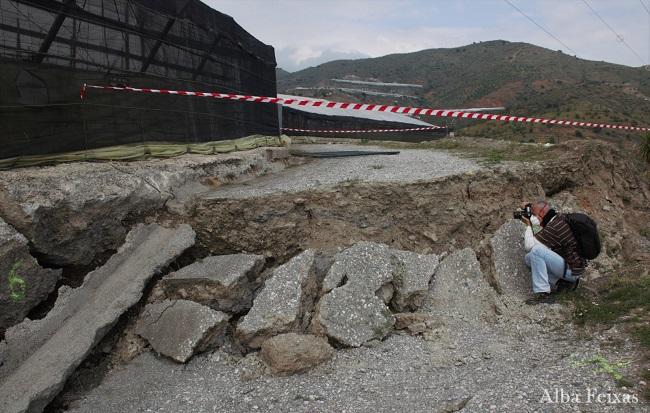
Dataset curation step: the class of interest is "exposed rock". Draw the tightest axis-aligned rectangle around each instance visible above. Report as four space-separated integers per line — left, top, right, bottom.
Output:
321 241 394 294
394 312 438 334
314 242 438 346
260 333 334 375
236 250 318 349
162 254 265 313
490 220 532 299
0 148 291 267
424 248 497 325
0 218 61 332
390 250 439 311
135 300 229 363
316 287 395 347
0 223 195 413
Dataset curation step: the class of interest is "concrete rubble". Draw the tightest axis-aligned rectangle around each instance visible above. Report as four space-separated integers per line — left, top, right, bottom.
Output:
316 287 395 347
321 242 394 294
490 220 532 298
390 249 439 311
0 223 195 413
260 333 334 375
135 299 230 363
162 254 265 313
236 250 319 349
316 242 438 347
0 149 292 267
424 248 498 325
0 218 61 332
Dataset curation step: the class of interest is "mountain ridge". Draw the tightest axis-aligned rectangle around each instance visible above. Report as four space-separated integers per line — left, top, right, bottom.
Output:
277 40 650 140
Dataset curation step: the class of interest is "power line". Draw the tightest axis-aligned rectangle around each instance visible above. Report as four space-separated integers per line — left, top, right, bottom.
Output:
640 0 650 14
642 0 650 64
581 0 646 65
503 0 578 55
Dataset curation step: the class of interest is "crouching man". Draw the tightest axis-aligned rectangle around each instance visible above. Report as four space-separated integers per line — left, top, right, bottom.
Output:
520 200 585 305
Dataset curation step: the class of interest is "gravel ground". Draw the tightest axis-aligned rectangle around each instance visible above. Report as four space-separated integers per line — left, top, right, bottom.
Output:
68 313 647 413
202 144 481 200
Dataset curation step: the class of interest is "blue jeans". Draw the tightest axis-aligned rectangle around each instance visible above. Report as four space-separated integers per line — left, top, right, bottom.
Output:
524 245 578 293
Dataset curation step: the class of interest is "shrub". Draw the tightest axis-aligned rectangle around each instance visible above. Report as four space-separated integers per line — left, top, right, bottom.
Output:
641 133 650 163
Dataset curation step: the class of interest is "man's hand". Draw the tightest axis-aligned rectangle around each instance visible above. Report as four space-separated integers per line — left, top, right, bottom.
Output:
521 217 531 227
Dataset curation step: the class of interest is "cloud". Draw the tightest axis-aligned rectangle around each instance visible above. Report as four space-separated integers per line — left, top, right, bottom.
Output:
206 0 649 69
276 47 370 72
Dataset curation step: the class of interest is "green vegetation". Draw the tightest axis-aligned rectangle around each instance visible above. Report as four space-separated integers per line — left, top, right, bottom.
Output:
8 260 26 302
640 133 650 163
559 269 650 398
570 273 650 327
572 355 630 382
279 41 650 141
369 138 552 164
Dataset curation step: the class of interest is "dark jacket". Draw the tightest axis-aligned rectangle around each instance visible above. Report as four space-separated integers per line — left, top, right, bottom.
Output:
535 212 586 276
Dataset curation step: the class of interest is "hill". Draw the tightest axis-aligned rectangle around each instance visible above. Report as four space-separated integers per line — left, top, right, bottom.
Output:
278 40 650 141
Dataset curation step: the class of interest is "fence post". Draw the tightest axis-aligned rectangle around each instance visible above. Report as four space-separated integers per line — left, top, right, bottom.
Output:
277 103 282 137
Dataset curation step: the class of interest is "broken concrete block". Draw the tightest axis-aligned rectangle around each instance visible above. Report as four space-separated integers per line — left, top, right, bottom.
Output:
0 218 61 332
135 300 230 363
321 241 394 294
394 312 439 335
316 287 395 347
0 223 195 413
260 333 334 375
490 220 532 299
162 254 265 313
236 250 317 349
424 248 497 325
390 249 439 311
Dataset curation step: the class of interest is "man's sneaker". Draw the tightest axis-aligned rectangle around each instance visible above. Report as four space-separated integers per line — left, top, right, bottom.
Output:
555 278 580 293
572 277 580 291
525 292 555 305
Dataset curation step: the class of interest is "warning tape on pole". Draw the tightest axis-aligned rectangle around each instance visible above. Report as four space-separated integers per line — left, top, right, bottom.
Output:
281 126 441 133
81 84 649 132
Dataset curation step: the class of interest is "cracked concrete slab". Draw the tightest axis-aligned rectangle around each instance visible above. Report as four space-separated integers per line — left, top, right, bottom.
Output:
135 300 230 363
0 223 195 413
236 250 318 349
0 218 61 332
162 254 265 313
491 220 532 299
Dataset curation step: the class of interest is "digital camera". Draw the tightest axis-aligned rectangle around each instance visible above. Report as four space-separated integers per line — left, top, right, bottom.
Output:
513 203 532 220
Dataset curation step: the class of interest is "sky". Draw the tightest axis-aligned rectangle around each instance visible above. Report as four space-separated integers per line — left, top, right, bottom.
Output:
205 0 650 72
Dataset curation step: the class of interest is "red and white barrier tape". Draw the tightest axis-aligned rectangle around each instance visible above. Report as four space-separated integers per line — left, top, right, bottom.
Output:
81 84 649 132
281 126 441 133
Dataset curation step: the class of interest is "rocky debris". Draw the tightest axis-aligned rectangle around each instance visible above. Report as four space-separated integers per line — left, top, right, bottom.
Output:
390 250 439 311
490 220 532 299
0 148 292 267
315 242 437 347
260 333 334 375
316 287 395 347
135 300 229 363
424 248 497 325
162 254 265 313
236 250 319 349
265 147 290 162
0 223 195 413
0 218 61 332
393 312 439 335
321 241 394 294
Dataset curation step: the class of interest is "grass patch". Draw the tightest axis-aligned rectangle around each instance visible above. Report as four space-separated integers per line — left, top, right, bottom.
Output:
369 138 553 164
8 261 26 302
572 274 650 328
640 133 650 164
634 325 650 348
572 355 630 382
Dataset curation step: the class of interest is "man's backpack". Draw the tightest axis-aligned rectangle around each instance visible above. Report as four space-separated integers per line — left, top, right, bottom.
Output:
564 213 601 260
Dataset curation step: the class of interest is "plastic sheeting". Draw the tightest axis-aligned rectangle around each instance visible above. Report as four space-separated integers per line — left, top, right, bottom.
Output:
0 0 278 164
